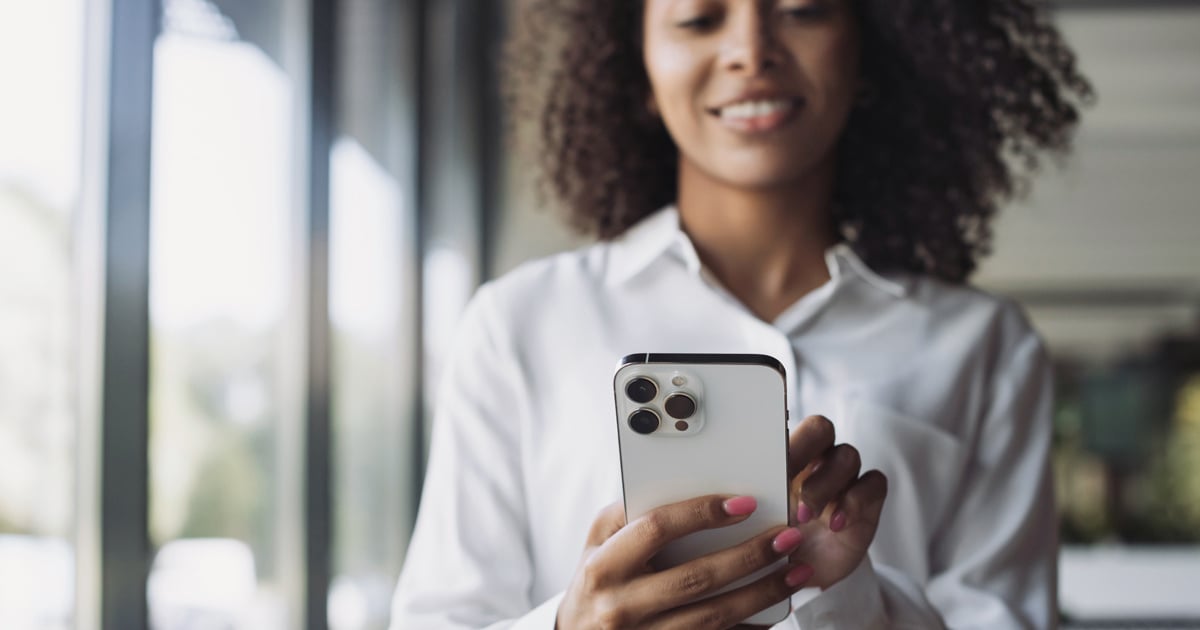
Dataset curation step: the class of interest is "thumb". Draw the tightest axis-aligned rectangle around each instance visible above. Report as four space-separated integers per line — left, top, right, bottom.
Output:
585 501 627 547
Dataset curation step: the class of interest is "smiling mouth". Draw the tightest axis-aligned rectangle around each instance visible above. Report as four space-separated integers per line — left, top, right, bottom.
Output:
708 98 803 133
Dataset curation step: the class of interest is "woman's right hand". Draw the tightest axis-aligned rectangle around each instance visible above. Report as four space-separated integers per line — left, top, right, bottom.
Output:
555 495 813 630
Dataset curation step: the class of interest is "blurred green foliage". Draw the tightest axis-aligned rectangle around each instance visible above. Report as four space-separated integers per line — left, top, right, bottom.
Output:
1056 362 1200 544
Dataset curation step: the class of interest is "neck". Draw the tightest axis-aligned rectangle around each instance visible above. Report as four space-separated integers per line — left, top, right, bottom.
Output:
676 158 839 321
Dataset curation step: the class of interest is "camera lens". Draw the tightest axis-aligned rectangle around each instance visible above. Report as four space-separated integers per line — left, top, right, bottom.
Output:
664 393 697 419
625 377 657 403
628 409 660 435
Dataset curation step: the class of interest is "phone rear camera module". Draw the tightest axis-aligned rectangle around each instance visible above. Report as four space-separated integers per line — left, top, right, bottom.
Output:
628 408 660 435
625 377 658 404
664 393 697 419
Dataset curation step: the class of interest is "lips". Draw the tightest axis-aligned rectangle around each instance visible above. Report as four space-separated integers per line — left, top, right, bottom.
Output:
709 97 803 133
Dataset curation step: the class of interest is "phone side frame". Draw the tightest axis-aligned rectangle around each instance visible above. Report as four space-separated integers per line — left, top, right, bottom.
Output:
617 353 787 380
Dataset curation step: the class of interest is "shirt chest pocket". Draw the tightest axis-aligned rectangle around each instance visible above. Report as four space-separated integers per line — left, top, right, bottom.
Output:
834 396 967 576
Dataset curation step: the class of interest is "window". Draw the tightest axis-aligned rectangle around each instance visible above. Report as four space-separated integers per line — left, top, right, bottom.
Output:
0 2 88 628
0 0 469 628
146 1 308 627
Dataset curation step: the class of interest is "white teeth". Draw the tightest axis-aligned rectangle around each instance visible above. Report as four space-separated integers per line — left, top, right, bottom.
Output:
719 99 793 120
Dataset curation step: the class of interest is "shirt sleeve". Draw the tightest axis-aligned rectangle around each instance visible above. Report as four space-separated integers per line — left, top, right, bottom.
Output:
786 328 1057 629
390 285 562 629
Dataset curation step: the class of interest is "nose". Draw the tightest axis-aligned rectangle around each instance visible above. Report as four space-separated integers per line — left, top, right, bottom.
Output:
720 8 781 76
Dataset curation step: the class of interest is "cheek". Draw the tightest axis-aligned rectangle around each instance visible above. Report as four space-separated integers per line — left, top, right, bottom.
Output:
807 30 860 110
644 44 707 129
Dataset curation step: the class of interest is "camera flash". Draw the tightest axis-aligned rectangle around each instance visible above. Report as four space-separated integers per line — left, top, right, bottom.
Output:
675 421 689 431
671 376 686 386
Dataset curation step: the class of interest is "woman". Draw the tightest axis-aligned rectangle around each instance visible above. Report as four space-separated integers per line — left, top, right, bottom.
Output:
393 0 1091 627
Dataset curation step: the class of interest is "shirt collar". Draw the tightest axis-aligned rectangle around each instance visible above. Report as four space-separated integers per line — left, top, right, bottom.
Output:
607 205 908 298
825 243 909 298
606 205 689 285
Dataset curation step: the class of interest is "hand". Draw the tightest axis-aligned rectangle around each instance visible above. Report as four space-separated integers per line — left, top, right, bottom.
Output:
786 415 889 590
556 496 814 630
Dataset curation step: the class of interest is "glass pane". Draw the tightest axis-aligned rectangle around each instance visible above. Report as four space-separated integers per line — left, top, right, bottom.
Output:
0 2 86 629
147 1 306 628
329 3 420 627
328 138 415 630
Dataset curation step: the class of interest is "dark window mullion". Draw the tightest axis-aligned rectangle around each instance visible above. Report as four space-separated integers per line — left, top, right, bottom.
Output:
414 0 492 495
306 0 337 628
100 0 158 629
411 0 430 520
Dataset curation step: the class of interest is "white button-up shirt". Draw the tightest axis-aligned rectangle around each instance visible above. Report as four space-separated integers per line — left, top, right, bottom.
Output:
392 206 1056 629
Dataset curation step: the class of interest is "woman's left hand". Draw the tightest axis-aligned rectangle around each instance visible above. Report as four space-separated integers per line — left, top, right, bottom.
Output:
784 414 889 590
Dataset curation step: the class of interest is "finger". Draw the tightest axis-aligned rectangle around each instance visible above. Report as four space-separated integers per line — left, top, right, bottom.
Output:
622 525 801 615
585 501 628 547
787 415 835 477
794 443 861 524
653 561 813 630
826 469 888 533
598 494 759 578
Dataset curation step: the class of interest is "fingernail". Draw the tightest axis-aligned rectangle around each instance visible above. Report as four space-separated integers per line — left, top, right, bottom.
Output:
785 564 814 588
830 511 847 532
772 528 803 554
723 496 757 516
795 503 814 524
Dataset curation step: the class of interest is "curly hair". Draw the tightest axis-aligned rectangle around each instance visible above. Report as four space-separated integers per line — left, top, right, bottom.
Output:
506 0 1093 282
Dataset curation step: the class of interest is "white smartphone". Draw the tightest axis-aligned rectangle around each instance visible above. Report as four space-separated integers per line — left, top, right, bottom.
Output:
613 353 791 626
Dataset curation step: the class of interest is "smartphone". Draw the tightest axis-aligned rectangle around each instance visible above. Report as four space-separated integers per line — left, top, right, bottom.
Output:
613 353 791 626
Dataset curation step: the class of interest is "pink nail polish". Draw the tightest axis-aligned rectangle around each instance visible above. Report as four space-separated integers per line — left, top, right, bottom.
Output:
830 511 847 532
772 528 804 553
723 496 757 516
785 564 814 588
795 503 814 524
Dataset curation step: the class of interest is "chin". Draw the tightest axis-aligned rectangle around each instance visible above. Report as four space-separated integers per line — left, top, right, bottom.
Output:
708 160 819 191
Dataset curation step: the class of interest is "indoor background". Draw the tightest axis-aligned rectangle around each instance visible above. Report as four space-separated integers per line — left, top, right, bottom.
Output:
0 0 1198 629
